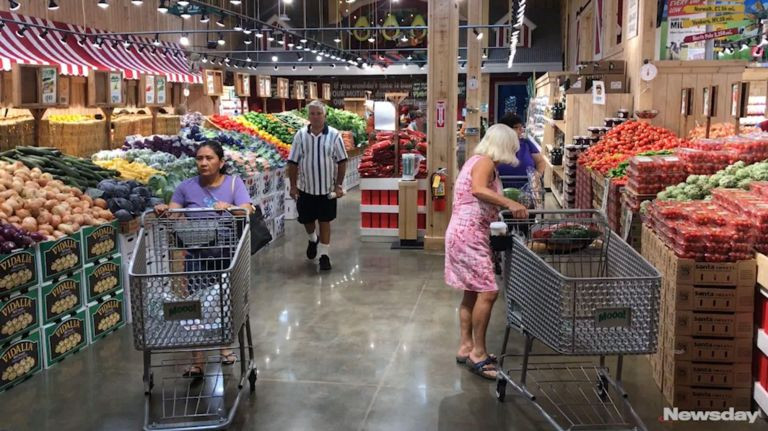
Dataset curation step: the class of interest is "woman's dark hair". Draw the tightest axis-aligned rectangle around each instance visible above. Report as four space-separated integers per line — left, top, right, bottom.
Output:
197 140 228 174
499 113 524 129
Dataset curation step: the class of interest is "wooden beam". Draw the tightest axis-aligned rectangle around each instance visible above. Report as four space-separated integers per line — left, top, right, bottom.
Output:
464 0 483 157
425 0 459 251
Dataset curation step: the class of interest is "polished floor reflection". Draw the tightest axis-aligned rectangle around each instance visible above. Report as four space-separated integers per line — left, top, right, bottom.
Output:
0 191 766 430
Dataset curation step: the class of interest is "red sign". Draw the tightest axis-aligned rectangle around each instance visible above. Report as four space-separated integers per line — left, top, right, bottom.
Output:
683 28 740 43
668 0 706 17
436 100 446 128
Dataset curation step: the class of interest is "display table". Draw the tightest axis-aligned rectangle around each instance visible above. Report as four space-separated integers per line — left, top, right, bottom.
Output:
360 178 428 237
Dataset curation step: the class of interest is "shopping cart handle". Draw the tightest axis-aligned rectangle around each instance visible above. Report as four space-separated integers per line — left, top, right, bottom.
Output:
141 207 249 225
498 208 604 220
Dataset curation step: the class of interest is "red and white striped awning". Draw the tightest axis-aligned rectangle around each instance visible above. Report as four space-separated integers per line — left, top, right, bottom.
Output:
0 11 201 84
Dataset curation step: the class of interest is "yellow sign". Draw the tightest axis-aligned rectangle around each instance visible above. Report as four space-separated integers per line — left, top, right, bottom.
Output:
682 14 746 28
682 5 745 14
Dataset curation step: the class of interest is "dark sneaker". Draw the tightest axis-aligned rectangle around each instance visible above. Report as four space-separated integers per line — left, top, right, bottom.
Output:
319 255 332 271
306 240 319 260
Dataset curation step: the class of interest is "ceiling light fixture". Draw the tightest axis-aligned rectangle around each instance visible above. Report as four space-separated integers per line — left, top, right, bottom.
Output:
297 53 303 61
15 26 27 37
217 33 225 45
292 65 297 71
288 42 294 48
234 21 243 31
244 38 252 45
300 37 307 43
157 0 168 13
97 0 108 9
246 56 252 62
180 8 191 19
474 28 483 40
216 16 226 27
368 36 375 43
272 55 278 62
59 33 67 44
48 0 58 10
153 34 161 46
38 29 48 39
8 0 20 11
400 34 408 43
201 55 208 63
177 0 189 6
243 27 252 35
179 34 189 46
200 13 209 23
131 0 142 5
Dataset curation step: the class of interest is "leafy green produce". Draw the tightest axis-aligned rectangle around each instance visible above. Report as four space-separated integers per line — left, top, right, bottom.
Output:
295 107 367 146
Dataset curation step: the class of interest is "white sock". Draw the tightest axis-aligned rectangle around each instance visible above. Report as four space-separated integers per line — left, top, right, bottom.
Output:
318 243 329 257
308 232 318 242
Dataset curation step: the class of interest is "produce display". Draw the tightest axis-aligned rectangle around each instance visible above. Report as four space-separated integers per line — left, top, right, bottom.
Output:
273 112 308 131
359 130 428 178
645 200 753 262
209 115 291 159
242 112 296 146
578 121 682 177
1 147 119 190
48 114 92 123
181 112 206 128
0 161 114 241
123 134 195 158
0 222 43 254
656 160 768 202
95 179 163 222
296 107 368 147
92 159 163 183
687 123 758 139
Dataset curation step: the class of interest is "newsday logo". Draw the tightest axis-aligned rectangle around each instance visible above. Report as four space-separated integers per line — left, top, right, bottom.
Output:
661 408 760 424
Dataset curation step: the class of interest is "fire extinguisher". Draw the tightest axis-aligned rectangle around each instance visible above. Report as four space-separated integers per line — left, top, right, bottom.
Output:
431 168 448 212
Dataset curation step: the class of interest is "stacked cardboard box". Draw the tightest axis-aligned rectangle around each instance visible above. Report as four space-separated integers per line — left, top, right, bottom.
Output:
642 226 755 410
565 61 627 94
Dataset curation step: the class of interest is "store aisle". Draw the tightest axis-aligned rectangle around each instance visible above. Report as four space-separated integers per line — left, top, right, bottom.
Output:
0 191 766 431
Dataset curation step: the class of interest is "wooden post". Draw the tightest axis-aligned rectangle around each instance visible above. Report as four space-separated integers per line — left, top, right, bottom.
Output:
101 107 114 150
30 108 46 147
262 97 268 114
281 99 286 112
425 0 459 251
464 0 484 157
150 107 158 134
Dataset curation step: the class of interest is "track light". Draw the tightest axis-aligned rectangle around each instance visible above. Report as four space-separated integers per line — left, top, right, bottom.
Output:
124 40 132 50
316 55 323 61
224 55 230 63
180 8 191 19
177 0 188 5
200 13 209 23
474 28 483 40
308 65 313 70
157 0 168 13
216 16 226 27
48 0 58 10
218 33 225 45
481 61 486 69
331 63 337 68
78 35 87 46
111 40 119 49
8 0 20 11
179 34 189 46
297 53 303 61
16 26 27 37
741 40 750 51
368 36 375 43
131 0 142 5
244 39 252 45
59 33 67 44
272 55 278 62
92 37 101 48
400 34 408 43
482 49 488 59
234 21 243 31
292 65 296 71
201 55 208 64
38 29 48 39
274 65 279 71
97 0 108 9
153 34 161 46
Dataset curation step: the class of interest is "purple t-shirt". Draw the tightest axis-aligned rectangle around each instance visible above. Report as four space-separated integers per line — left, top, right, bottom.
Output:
171 175 251 209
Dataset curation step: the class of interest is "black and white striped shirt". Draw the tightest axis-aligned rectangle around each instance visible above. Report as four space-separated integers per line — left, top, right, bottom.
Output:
288 124 348 196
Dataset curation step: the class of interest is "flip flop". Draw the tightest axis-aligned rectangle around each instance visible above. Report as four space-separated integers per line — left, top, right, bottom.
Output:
182 366 204 379
466 357 498 381
456 353 496 365
221 352 237 365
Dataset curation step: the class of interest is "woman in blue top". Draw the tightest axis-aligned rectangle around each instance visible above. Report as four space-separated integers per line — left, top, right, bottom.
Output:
496 113 546 189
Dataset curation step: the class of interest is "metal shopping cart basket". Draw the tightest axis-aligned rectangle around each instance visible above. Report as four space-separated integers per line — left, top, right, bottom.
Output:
493 174 545 275
129 208 257 431
492 209 660 431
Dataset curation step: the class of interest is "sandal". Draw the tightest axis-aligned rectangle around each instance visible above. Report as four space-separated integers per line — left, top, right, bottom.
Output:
456 353 496 365
182 366 204 379
466 357 498 380
221 352 237 365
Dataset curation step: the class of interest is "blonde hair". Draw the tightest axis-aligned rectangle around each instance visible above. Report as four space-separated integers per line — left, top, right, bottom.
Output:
474 124 520 166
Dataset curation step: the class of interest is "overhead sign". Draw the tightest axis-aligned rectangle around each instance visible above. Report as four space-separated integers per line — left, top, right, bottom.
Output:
682 4 745 14
683 28 740 43
682 14 746 28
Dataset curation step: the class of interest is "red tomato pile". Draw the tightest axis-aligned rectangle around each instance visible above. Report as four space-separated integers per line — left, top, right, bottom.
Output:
579 121 682 175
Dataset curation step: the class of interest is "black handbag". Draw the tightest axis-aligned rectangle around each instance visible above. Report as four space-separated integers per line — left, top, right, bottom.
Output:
248 204 273 255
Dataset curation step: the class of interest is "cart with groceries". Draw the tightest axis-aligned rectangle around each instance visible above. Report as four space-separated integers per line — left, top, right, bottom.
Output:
490 209 660 431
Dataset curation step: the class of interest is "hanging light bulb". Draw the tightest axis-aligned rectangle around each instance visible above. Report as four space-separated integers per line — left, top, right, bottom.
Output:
177 0 189 5
131 0 143 5
157 0 168 13
48 0 59 10
200 13 210 23
217 33 225 45
234 21 243 31
179 34 190 46
97 0 108 9
297 53 304 61
8 0 20 11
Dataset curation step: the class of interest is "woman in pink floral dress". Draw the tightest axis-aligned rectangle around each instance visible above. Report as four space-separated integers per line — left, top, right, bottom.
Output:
445 124 529 380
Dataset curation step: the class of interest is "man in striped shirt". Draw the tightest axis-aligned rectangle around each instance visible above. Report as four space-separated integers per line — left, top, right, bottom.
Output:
288 100 348 271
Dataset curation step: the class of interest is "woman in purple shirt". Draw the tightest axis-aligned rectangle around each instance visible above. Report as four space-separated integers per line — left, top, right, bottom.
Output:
154 141 252 378
496 113 546 189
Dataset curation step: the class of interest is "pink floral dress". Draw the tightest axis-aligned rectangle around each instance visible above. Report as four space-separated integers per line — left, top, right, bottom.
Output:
445 155 502 292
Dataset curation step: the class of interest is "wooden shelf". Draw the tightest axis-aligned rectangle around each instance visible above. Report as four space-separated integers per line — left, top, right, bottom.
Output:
552 165 565 180
551 189 564 207
542 116 566 131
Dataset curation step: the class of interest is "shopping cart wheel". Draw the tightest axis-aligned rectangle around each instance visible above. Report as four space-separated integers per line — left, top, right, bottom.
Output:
596 376 608 402
248 368 257 392
496 378 507 402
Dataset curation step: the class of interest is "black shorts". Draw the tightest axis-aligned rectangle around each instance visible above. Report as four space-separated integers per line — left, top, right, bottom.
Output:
297 191 337 224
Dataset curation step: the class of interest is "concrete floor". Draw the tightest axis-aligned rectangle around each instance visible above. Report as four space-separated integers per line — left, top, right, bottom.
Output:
1 191 767 431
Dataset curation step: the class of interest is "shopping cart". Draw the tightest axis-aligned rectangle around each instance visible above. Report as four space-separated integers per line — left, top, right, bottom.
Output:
493 174 545 275
492 209 660 431
129 208 256 431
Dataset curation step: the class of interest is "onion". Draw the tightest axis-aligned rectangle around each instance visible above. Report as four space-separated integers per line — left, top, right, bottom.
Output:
94 198 108 209
50 214 61 228
52 206 67 216
21 217 36 232
37 212 51 226
73 214 84 225
58 224 74 235
15 209 31 219
7 216 20 224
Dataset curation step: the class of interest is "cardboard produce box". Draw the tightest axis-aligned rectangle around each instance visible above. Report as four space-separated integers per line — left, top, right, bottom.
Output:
38 231 82 282
604 74 627 93
40 272 83 325
0 248 38 298
81 221 118 264
42 308 87 368
87 290 124 343
663 385 751 411
665 333 752 364
668 308 753 338
565 77 590 94
0 329 42 393
667 283 754 313
665 256 756 288
0 287 39 346
83 256 121 303
664 359 752 389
